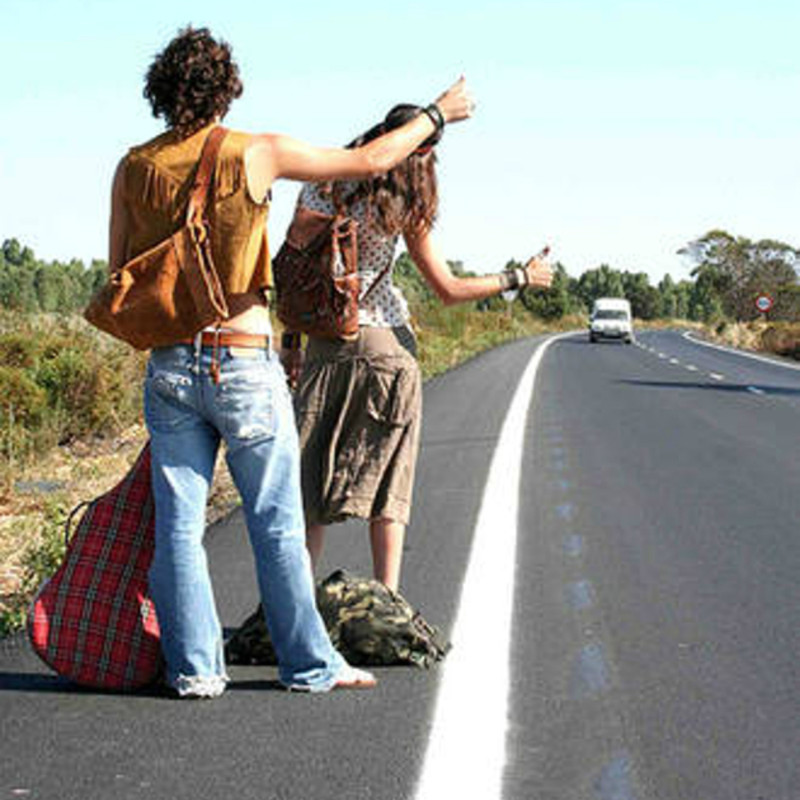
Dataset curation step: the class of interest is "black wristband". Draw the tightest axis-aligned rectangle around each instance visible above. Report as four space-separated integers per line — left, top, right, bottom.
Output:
281 331 301 350
423 103 445 133
499 270 517 292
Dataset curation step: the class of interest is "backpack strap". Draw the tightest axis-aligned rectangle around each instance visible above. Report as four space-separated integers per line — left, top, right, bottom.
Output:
358 259 394 304
310 180 395 306
186 126 228 225
181 126 231 381
331 182 347 218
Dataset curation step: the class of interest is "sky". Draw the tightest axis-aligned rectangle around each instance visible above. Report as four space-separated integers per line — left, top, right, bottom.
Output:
1 0 798 285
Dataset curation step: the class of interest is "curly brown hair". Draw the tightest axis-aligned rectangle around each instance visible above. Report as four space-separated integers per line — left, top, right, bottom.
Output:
143 26 243 136
333 104 440 236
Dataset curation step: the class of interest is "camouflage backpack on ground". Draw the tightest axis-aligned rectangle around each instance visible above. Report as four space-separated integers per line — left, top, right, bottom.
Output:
225 569 451 669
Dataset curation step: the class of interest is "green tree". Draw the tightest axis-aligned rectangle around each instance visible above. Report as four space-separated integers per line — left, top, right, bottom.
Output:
621 271 659 319
82 260 109 304
34 266 65 312
658 274 677 318
0 239 108 313
679 230 800 321
520 262 577 319
576 264 625 309
674 281 692 319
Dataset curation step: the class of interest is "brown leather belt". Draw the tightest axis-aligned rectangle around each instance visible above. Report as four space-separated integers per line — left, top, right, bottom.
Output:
182 331 272 349
175 330 272 385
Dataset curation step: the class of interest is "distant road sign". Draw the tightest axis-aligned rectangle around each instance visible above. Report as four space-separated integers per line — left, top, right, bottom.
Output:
755 294 774 313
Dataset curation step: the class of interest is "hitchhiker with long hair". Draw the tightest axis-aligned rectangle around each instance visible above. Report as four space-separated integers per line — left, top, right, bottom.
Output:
284 105 553 592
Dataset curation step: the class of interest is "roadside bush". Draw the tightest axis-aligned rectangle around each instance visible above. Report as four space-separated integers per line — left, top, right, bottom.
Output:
760 323 800 360
0 367 48 463
0 501 67 637
34 346 142 438
0 333 39 369
0 367 47 428
0 312 146 478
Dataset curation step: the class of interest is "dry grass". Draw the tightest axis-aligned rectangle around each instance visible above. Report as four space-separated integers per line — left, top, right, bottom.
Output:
706 319 800 360
415 307 583 379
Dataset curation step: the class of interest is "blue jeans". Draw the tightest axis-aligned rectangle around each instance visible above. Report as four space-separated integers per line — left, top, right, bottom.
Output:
144 342 344 694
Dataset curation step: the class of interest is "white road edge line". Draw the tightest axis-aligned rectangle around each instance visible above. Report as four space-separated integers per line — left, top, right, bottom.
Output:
682 330 800 372
414 334 565 800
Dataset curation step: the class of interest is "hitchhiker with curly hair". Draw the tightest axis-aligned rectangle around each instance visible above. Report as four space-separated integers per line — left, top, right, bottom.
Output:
108 25 474 697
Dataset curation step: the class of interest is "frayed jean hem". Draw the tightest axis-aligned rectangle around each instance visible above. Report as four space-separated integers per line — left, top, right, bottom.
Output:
171 673 230 699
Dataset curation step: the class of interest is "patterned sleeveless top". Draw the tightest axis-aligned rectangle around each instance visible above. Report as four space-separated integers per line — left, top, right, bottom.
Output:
298 182 410 328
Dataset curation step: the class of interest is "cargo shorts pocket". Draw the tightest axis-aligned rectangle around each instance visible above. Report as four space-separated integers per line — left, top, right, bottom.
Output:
365 364 419 428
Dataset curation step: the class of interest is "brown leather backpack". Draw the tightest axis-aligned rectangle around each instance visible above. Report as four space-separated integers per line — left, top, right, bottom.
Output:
272 187 392 340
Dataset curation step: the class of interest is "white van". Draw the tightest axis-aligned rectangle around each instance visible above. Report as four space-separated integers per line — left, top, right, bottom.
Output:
589 297 633 344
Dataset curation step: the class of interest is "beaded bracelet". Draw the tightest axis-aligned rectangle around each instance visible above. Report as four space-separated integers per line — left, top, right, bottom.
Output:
499 266 530 293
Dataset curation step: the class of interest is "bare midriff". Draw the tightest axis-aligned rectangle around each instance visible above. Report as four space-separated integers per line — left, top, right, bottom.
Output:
221 298 272 335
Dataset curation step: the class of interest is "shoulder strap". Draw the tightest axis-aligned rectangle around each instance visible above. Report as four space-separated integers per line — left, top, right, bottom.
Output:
186 126 228 224
182 126 231 328
359 259 394 304
316 179 393 305
331 182 346 217
330 182 394 303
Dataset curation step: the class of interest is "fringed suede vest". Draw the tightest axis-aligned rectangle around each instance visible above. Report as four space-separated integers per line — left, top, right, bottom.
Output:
118 123 271 315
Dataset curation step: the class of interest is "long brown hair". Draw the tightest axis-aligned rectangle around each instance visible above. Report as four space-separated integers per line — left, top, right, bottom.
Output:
331 104 440 236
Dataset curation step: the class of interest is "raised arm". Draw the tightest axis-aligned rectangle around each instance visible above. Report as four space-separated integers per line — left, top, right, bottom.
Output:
403 227 554 306
244 77 474 199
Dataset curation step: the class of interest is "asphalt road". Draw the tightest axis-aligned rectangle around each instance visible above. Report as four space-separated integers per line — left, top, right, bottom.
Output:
2 329 799 800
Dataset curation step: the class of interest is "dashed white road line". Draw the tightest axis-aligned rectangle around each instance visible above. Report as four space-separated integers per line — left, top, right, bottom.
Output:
414 334 565 800
709 373 725 381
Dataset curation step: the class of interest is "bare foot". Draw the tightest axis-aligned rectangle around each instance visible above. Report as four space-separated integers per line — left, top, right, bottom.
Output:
333 664 377 690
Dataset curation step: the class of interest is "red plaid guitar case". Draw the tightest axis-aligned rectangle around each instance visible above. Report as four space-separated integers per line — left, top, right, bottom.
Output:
27 444 161 690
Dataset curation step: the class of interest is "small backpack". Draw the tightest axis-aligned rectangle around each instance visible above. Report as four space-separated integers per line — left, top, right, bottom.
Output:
225 569 451 669
272 188 392 341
